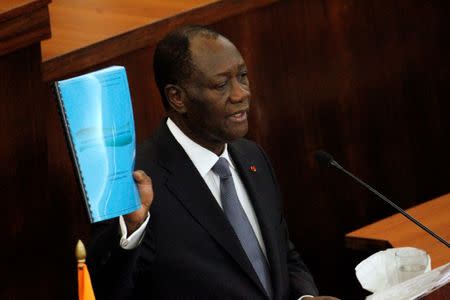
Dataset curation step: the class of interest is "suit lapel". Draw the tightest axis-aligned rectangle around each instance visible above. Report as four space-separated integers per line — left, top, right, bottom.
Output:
229 143 283 300
155 124 268 297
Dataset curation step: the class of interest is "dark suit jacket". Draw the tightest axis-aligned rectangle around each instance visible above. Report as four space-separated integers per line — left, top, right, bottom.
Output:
88 122 318 300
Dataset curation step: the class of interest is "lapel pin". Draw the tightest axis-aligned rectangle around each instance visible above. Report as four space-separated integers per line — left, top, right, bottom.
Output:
249 165 257 173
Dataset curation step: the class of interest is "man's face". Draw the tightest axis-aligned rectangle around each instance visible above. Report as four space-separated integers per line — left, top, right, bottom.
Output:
180 35 251 147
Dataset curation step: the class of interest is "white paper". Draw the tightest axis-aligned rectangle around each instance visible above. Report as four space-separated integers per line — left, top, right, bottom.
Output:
355 247 431 293
366 262 450 300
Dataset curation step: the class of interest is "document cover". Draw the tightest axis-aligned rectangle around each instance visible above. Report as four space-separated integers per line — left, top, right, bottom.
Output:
55 66 141 222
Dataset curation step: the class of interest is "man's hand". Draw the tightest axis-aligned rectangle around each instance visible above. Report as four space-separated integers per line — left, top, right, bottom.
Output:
123 170 153 235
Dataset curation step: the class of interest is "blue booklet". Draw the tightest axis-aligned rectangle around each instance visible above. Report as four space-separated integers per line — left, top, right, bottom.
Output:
54 66 141 223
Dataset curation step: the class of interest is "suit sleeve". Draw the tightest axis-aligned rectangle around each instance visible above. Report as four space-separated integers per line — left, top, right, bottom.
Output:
86 219 155 300
282 218 319 298
256 144 319 298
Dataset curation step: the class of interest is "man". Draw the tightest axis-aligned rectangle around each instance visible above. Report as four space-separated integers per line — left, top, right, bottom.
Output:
88 25 338 300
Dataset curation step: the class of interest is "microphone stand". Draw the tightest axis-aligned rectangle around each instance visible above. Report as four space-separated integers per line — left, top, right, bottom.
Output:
329 159 450 248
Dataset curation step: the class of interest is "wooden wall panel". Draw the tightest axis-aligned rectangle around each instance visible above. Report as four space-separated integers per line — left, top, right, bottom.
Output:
4 0 447 299
0 44 59 300
0 1 59 298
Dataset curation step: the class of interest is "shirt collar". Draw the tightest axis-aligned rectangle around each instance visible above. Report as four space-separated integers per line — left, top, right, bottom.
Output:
166 118 235 178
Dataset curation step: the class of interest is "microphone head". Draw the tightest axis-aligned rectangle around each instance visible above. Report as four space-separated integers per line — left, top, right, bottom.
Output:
315 150 335 168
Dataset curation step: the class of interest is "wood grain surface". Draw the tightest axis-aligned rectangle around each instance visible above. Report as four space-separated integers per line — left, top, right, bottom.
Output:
347 194 450 268
41 0 276 81
0 0 50 55
41 0 217 60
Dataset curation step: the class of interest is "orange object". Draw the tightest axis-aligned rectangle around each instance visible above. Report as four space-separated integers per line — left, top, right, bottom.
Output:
76 240 96 300
78 262 96 300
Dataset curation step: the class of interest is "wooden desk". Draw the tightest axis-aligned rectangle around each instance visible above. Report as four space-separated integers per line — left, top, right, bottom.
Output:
0 0 50 56
346 193 450 268
41 0 276 81
41 0 217 61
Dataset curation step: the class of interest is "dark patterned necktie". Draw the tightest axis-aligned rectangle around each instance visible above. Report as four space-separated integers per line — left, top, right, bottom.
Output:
212 157 273 299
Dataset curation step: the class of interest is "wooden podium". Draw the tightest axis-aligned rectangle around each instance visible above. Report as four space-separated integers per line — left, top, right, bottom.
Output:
346 193 450 299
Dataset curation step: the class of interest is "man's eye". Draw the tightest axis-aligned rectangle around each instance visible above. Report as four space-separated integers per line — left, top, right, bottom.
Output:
239 72 248 81
215 82 228 90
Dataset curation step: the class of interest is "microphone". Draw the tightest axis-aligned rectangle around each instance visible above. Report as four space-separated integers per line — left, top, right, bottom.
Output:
315 150 450 248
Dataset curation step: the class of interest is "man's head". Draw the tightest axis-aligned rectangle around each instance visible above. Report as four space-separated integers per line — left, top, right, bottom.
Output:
153 25 251 153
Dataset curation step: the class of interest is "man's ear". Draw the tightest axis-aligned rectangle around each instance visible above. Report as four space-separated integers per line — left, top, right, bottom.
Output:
165 84 187 113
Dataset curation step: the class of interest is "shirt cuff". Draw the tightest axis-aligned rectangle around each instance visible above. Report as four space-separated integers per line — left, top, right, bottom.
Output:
298 296 314 300
119 213 150 250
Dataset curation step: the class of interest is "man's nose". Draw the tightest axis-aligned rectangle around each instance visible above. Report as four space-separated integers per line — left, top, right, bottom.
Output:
229 79 250 103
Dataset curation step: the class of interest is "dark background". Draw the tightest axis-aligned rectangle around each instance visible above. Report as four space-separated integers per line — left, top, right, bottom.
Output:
1 0 449 299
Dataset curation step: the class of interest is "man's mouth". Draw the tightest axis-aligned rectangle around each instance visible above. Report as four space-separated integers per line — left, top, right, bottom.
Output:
228 110 248 122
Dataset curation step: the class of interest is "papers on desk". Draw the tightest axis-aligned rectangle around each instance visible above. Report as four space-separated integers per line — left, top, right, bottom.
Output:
356 247 432 293
366 262 450 300
356 247 450 299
